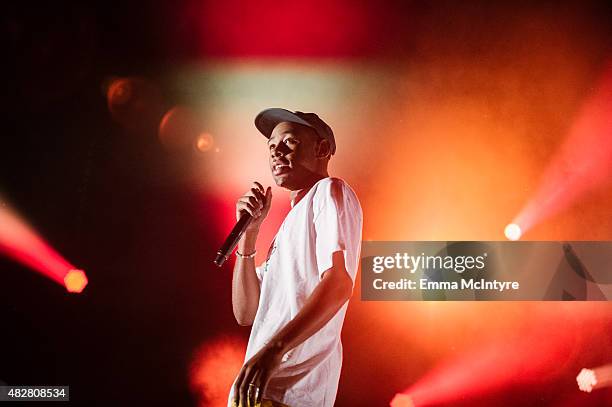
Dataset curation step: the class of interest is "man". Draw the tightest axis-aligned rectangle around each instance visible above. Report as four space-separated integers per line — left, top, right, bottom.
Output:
228 108 363 407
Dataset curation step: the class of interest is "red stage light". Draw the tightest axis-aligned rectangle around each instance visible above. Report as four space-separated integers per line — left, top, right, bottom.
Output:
191 0 388 58
390 393 415 407
512 59 612 235
0 200 82 290
391 304 609 406
64 269 88 293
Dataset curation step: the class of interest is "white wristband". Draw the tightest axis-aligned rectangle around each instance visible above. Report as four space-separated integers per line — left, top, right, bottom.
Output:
236 250 257 259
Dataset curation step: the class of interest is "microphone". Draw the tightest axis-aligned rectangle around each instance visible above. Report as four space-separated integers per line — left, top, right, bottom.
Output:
214 211 253 267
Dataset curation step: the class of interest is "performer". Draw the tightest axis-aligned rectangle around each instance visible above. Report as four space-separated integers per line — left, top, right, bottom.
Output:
228 109 363 407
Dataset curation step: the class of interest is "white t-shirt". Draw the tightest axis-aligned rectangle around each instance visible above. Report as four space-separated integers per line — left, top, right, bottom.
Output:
228 177 363 407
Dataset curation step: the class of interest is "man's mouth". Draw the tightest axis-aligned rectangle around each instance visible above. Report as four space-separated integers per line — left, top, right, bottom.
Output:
272 163 291 175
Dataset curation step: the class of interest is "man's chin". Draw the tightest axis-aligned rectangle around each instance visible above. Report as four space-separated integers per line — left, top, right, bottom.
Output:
273 175 300 191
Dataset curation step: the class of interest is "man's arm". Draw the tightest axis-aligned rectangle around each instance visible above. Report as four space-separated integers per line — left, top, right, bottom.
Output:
265 250 353 354
232 182 271 326
233 250 353 406
232 230 261 326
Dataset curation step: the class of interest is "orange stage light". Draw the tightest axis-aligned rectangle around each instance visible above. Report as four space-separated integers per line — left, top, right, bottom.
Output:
64 269 88 293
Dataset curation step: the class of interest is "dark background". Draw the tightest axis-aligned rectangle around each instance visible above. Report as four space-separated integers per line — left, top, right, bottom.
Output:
1 2 232 405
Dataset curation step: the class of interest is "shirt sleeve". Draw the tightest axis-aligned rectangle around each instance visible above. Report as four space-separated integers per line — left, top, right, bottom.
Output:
254 260 266 284
313 178 363 285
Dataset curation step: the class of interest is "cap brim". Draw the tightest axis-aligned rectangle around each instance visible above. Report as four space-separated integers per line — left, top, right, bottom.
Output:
254 108 314 138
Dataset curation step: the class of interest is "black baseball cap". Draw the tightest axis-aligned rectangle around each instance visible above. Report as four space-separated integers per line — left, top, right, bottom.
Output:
254 108 336 155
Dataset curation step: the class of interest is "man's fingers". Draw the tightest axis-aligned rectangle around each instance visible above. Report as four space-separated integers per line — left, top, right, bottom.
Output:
240 196 263 211
255 373 268 405
250 184 267 210
244 195 260 207
237 203 257 218
264 187 272 209
247 370 262 407
238 365 254 407
251 187 265 204
233 366 247 407
237 198 262 216
236 183 269 222
241 363 263 407
253 181 265 194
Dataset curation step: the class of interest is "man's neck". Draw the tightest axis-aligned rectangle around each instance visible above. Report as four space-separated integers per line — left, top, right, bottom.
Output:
290 173 328 207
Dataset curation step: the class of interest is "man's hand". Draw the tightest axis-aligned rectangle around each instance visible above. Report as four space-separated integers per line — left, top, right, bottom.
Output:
233 344 283 407
232 182 270 326
236 182 272 233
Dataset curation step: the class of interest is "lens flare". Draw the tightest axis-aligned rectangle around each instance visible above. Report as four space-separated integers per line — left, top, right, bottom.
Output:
159 106 202 151
105 77 162 132
195 133 215 153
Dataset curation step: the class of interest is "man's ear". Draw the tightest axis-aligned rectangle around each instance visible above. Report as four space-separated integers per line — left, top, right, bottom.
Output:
316 139 331 159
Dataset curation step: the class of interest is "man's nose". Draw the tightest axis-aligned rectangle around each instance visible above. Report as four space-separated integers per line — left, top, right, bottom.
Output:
270 143 289 157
